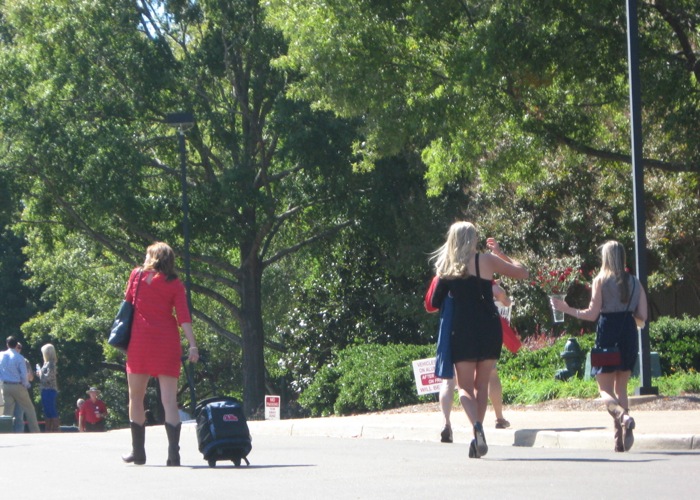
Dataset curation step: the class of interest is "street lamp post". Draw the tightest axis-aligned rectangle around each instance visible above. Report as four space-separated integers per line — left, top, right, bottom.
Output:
165 112 195 313
625 0 657 395
166 111 196 416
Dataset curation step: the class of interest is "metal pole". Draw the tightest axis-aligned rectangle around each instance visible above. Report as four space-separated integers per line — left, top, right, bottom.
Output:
625 0 657 395
177 129 193 313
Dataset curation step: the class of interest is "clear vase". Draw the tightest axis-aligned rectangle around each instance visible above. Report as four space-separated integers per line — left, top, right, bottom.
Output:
550 294 565 323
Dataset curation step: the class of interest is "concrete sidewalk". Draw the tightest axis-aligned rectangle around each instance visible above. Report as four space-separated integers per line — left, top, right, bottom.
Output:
247 397 700 451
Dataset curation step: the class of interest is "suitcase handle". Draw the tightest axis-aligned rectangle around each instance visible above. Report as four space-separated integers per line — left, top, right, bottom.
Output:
194 396 243 416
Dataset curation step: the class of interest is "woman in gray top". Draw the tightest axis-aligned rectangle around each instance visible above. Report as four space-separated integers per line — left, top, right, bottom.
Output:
37 343 60 432
552 241 648 452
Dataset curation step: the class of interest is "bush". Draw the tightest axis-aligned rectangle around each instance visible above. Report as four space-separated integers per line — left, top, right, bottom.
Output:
297 321 700 416
649 315 700 374
654 371 700 394
299 343 434 416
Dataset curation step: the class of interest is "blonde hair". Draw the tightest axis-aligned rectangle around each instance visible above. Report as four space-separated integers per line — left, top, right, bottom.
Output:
431 221 479 278
143 241 178 280
596 240 631 302
41 343 58 364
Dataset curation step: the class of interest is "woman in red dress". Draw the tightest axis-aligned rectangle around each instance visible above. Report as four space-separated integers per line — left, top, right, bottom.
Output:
121 242 199 466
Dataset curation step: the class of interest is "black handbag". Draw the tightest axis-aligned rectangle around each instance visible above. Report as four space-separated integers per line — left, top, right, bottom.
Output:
108 269 142 353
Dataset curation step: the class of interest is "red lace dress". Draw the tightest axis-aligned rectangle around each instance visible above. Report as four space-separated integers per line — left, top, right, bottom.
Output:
124 268 191 377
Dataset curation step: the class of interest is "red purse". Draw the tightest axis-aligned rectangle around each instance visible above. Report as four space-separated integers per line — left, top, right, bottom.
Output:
590 347 622 366
424 276 439 313
501 318 522 354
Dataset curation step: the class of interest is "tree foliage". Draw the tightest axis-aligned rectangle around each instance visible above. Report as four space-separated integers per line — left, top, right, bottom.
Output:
1 0 699 419
271 0 700 178
0 0 366 414
270 0 700 305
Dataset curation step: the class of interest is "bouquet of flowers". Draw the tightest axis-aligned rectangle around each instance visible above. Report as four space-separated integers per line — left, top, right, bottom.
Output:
533 256 585 297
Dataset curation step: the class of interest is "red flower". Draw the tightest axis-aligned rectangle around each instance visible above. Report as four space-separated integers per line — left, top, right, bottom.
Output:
533 257 585 296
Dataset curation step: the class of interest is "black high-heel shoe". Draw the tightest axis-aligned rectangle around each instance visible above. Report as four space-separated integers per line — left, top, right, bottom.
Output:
474 422 488 457
440 425 453 443
468 439 480 459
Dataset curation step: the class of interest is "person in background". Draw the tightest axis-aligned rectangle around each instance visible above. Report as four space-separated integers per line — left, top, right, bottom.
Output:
551 240 647 452
121 242 199 466
37 343 60 432
75 398 85 430
12 342 35 433
0 336 40 433
429 222 528 458
80 387 108 432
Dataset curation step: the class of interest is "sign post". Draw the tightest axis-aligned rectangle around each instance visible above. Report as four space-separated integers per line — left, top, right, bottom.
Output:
411 358 443 395
264 395 281 420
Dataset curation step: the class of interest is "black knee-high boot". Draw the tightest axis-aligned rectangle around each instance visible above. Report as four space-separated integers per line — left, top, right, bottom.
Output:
165 422 181 466
122 421 146 465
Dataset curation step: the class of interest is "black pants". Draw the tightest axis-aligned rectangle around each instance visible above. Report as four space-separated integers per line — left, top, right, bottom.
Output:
85 421 106 432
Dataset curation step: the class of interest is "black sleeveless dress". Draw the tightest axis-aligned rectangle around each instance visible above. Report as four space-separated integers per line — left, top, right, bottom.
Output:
430 255 503 362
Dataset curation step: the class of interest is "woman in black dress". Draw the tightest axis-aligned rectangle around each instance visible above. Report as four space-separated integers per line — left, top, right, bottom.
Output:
430 222 528 458
552 241 647 452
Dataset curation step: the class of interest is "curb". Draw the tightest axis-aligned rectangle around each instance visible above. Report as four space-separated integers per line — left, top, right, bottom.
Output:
247 418 700 452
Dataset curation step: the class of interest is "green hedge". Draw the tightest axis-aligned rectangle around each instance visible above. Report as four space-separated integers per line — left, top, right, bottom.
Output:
649 315 700 374
298 343 434 416
297 316 700 416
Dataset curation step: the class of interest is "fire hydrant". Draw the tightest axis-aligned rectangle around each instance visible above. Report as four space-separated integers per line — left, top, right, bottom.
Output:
554 338 583 381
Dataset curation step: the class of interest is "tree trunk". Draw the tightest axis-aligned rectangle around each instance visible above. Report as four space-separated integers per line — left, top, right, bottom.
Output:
239 251 266 416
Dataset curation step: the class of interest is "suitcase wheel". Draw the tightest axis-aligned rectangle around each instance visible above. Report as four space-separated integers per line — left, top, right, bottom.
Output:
208 459 216 468
232 458 241 467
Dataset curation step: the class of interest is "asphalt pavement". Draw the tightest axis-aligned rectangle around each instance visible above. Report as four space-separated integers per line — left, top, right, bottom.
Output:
1 395 698 499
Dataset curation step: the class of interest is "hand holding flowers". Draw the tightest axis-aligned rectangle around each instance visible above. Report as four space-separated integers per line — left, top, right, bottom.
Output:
533 256 585 322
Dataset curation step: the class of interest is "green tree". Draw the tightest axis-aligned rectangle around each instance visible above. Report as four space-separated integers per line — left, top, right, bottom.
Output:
273 154 465 396
269 0 700 306
270 0 699 176
0 0 363 414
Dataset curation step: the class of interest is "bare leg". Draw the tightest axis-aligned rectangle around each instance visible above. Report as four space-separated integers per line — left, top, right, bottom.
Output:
457 359 496 457
475 360 497 423
158 375 181 426
438 377 455 443
127 373 150 426
488 368 504 420
613 370 631 411
439 377 456 428
595 372 618 408
489 367 510 428
454 361 478 425
455 359 497 425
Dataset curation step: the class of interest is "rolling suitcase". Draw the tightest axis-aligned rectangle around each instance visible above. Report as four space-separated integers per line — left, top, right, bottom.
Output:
195 396 252 467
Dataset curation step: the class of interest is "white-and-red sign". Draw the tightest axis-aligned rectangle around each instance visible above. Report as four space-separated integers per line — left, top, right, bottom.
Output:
265 394 281 420
411 357 443 395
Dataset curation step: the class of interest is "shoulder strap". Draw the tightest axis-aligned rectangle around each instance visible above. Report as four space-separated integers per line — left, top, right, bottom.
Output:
130 268 143 306
625 277 636 312
475 254 488 301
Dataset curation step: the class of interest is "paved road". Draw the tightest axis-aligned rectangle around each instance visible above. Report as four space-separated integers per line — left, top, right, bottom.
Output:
1 424 698 499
